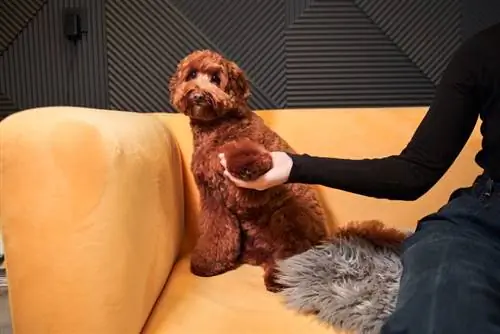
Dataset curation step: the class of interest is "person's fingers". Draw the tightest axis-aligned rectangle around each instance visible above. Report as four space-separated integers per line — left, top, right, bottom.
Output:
223 170 247 186
218 153 227 168
254 166 280 185
223 170 234 180
223 170 265 190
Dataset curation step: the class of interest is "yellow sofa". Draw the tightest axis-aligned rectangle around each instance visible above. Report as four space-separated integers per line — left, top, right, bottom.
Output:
0 106 482 334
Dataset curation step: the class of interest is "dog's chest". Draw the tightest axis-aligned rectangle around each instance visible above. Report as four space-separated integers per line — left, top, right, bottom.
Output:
191 144 275 209
191 130 252 177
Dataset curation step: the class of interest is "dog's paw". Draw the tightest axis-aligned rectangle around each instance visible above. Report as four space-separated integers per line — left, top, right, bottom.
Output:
190 252 238 277
190 258 228 277
190 260 218 277
263 263 286 293
222 139 273 181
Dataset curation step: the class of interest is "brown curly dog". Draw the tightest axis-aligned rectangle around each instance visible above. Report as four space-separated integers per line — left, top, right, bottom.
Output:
169 49 329 292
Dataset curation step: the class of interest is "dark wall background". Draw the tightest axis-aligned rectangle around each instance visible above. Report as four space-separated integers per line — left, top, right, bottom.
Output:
1 0 500 118
0 0 108 119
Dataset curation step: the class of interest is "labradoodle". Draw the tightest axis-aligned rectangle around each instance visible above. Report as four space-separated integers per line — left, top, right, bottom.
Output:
168 50 409 334
168 49 330 292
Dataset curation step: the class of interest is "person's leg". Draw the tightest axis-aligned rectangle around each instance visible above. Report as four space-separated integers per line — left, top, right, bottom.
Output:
381 176 500 334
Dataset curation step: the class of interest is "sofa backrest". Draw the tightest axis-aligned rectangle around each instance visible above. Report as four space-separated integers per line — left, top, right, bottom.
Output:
156 107 482 252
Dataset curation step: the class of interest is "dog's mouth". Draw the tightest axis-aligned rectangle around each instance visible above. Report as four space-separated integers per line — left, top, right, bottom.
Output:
184 91 222 120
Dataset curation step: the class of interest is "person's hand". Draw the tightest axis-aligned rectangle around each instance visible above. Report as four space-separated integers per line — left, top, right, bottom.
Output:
218 151 293 190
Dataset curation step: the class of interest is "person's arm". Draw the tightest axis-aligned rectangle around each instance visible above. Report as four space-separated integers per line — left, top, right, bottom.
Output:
287 37 484 201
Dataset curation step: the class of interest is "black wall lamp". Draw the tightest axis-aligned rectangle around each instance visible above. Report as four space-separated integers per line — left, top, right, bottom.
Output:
63 7 87 44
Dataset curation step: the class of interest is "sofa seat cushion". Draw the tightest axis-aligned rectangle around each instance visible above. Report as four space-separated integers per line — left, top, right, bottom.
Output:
143 256 335 334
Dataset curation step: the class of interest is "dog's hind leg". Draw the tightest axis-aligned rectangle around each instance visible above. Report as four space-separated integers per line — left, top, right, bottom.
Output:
260 200 327 292
190 197 242 277
263 260 287 293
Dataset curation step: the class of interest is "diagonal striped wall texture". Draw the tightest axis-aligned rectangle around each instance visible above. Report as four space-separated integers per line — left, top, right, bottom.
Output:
106 0 439 111
0 94 17 120
171 0 287 109
286 0 311 27
0 0 109 119
0 0 46 119
105 0 286 112
0 0 46 56
355 0 462 85
1 0 499 117
285 0 435 107
462 0 500 40
105 0 204 112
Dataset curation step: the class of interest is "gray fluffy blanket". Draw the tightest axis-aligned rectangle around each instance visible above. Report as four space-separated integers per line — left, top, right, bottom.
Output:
275 232 410 334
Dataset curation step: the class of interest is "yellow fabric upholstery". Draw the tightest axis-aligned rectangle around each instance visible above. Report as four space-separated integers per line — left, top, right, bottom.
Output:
0 106 482 333
0 107 184 334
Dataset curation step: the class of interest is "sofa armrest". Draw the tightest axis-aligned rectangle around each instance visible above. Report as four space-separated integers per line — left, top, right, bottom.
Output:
0 107 184 334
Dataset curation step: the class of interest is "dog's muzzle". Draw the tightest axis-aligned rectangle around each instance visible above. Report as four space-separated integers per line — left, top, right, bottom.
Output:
186 90 214 107
189 91 205 105
183 90 221 120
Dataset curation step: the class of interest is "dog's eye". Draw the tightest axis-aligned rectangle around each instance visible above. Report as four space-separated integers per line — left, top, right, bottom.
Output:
210 73 221 86
187 70 197 80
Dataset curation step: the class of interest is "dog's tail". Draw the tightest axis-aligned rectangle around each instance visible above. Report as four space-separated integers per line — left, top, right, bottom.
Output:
273 219 407 334
221 139 273 181
335 220 409 248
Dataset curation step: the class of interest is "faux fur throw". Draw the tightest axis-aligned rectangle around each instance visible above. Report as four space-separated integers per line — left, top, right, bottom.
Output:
275 233 410 334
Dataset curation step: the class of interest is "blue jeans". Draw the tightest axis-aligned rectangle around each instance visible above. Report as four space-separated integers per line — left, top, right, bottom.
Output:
381 174 500 334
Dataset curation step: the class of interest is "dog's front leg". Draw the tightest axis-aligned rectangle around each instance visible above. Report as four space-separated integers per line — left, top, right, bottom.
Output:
220 139 273 181
190 196 241 277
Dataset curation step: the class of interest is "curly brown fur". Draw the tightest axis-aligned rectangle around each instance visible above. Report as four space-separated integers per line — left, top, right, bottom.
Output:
223 139 273 181
337 220 407 248
169 50 329 292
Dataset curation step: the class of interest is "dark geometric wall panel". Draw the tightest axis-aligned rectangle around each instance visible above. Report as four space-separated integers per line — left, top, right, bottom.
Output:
0 0 46 55
106 0 285 112
170 0 286 109
105 0 214 113
462 0 500 40
0 0 46 117
286 0 311 27
0 93 18 120
1 0 498 118
355 0 462 85
286 0 435 108
0 50 18 120
0 0 109 114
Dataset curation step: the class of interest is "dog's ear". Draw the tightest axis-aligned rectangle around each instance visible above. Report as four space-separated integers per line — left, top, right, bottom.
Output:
168 62 186 110
168 65 181 100
225 60 250 101
168 74 177 100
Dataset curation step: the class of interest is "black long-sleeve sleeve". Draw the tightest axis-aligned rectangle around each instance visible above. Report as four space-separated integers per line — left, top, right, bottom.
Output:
287 35 484 201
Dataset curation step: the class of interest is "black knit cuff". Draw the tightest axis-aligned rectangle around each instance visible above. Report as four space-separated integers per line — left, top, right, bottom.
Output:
286 153 312 184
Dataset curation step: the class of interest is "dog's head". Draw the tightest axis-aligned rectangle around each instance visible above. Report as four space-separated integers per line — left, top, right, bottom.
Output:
168 50 250 121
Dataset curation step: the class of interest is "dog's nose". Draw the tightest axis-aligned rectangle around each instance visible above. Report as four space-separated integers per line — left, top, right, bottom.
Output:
191 92 204 104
